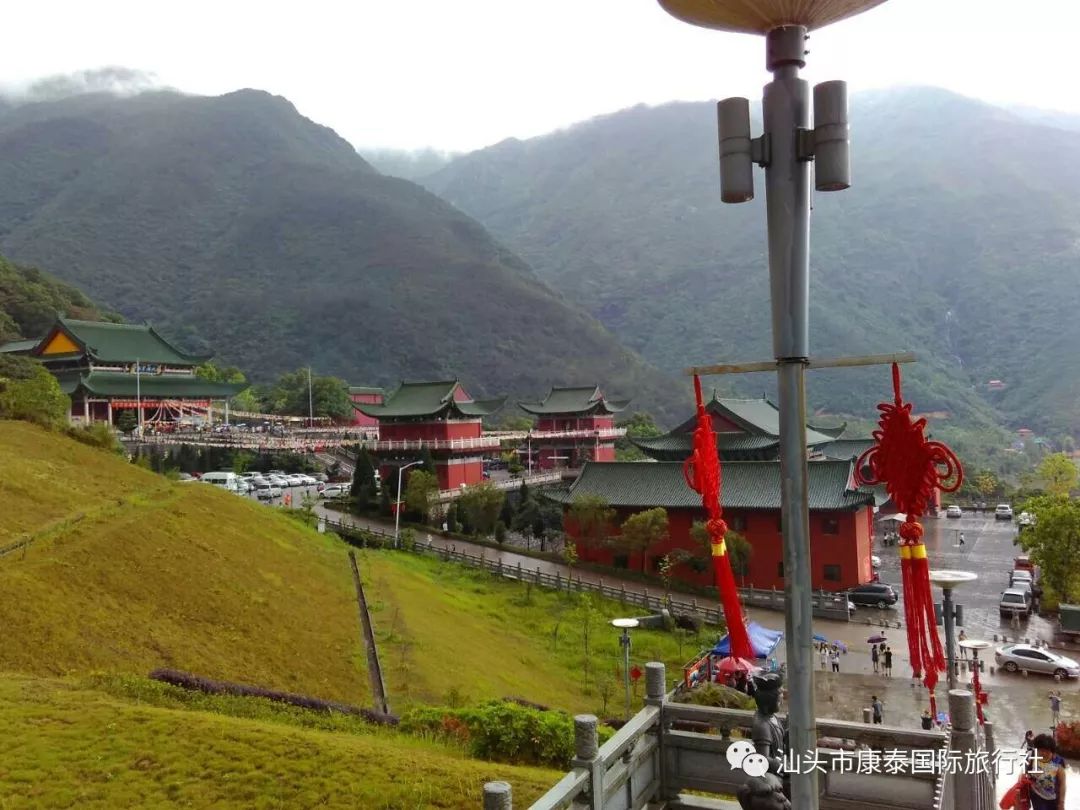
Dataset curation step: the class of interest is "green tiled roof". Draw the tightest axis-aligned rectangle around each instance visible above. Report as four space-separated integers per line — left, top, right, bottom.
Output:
58 371 246 398
0 338 39 355
39 318 209 365
546 459 874 511
632 433 780 454
356 380 505 419
670 394 833 445
519 385 630 416
818 438 876 461
348 386 385 396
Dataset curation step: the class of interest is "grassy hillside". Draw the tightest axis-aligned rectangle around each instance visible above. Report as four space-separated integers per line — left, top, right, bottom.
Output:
0 89 681 421
0 674 558 809
0 420 369 703
425 88 1080 438
0 420 701 716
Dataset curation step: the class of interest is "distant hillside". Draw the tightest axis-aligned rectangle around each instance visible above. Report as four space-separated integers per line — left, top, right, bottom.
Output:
425 88 1080 438
0 253 116 343
0 90 682 420
363 147 458 180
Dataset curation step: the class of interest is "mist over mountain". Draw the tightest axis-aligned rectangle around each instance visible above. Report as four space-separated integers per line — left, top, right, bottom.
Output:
423 87 1080 438
0 88 683 418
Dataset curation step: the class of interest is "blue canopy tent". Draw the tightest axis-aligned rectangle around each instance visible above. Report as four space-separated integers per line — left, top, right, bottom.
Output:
713 621 784 660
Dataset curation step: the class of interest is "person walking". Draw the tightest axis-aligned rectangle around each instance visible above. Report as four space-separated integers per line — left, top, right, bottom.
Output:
830 646 841 674
871 695 884 725
958 630 968 660
1050 691 1062 730
883 646 893 678
921 709 933 730
958 531 966 547
871 643 880 674
819 643 828 670
1027 733 1066 810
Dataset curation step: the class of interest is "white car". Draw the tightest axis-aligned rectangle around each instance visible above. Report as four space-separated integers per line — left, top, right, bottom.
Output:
267 474 290 488
320 484 349 499
995 504 1014 521
995 644 1080 679
298 475 318 487
285 474 306 487
945 505 963 519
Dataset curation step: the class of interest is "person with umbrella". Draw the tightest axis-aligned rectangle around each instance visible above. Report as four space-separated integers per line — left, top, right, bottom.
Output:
868 634 887 674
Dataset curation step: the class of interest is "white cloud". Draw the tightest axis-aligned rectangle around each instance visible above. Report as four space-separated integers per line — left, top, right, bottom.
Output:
2 0 1076 151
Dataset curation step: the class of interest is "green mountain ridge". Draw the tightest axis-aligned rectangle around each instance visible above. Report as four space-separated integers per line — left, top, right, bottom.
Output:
422 87 1080 438
0 89 683 420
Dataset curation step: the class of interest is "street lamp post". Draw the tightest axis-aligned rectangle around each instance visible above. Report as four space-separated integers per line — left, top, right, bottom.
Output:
612 618 639 720
394 459 424 549
929 570 978 690
959 638 992 725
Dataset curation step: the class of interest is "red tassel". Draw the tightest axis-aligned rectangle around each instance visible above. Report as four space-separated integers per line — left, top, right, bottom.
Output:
856 364 963 706
684 376 754 662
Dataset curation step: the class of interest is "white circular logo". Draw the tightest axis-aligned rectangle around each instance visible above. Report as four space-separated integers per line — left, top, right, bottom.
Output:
726 739 756 770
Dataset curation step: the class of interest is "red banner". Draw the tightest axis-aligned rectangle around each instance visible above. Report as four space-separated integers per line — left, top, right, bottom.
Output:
110 400 212 409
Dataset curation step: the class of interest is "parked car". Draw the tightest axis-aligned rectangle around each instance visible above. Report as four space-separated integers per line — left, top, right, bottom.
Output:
320 484 348 499
995 504 1014 521
945 505 963 519
267 474 290 488
286 474 306 487
848 583 898 608
201 471 241 492
999 588 1031 618
995 643 1080 680
298 475 318 487
314 472 329 483
1014 555 1036 573
1018 511 1036 529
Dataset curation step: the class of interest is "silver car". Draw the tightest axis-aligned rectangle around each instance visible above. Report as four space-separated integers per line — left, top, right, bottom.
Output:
995 644 1080 679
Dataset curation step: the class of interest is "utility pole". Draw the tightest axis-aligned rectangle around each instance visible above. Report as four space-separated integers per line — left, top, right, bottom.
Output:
135 357 142 436
307 366 314 428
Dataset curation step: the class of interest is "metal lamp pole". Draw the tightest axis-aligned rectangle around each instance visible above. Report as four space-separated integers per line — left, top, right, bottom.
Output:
930 570 977 690
612 618 639 720
394 460 424 549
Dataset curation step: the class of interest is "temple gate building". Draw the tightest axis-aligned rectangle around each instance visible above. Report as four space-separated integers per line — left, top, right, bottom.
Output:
355 380 505 490
517 386 628 471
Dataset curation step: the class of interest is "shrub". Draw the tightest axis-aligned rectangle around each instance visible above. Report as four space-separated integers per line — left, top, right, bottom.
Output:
0 355 69 429
66 422 124 453
399 700 613 768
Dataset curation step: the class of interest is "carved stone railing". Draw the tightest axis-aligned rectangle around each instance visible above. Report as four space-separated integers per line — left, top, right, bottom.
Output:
481 665 996 810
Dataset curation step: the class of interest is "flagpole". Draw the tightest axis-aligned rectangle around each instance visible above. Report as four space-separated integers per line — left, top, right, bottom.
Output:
307 367 314 427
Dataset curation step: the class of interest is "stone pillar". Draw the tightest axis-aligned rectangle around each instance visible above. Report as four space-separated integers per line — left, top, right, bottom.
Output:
646 662 666 705
482 781 512 810
572 715 603 810
948 689 977 810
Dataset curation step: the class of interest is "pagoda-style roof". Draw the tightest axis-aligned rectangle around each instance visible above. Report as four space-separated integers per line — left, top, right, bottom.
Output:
518 386 630 416
0 338 39 355
546 459 875 512
635 393 847 461
355 380 505 420
348 385 385 396
32 317 210 366
53 370 246 399
818 437 876 462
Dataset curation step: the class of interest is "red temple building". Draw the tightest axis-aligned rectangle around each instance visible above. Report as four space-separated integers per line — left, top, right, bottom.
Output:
348 386 384 431
0 317 246 427
355 380 505 490
552 459 876 592
517 386 629 471
631 392 857 462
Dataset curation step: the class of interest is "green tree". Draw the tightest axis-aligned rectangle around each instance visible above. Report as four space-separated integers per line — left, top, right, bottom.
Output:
1019 495 1080 602
568 494 614 553
1038 453 1078 497
419 447 437 475
617 507 669 573
351 448 377 507
404 469 439 523
0 355 69 429
115 409 138 434
690 520 752 579
457 482 506 538
614 411 664 461
974 470 1001 499
263 369 352 421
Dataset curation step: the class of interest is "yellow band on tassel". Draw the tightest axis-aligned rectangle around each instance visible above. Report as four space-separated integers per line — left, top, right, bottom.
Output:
899 545 912 560
911 544 927 560
712 541 727 557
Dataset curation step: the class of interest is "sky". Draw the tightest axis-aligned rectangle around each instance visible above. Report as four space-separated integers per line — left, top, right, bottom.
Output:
2 0 1078 153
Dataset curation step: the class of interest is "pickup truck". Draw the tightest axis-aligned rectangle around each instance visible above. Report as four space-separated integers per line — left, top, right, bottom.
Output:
1060 604 1080 640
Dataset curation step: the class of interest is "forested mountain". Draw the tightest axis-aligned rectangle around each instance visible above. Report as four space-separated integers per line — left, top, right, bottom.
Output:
424 88 1080 438
0 254 116 344
0 90 682 418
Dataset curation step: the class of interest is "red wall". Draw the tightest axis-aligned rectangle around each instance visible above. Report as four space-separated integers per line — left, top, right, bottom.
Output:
537 442 616 469
536 415 615 431
570 505 873 592
350 393 382 427
379 420 482 441
380 459 483 492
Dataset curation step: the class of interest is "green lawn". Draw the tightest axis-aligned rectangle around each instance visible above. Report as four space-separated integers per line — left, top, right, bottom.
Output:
0 674 558 809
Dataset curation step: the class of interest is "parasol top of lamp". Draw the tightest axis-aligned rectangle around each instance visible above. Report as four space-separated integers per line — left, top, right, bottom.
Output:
928 569 978 589
612 618 641 629
657 0 887 35
959 639 993 652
